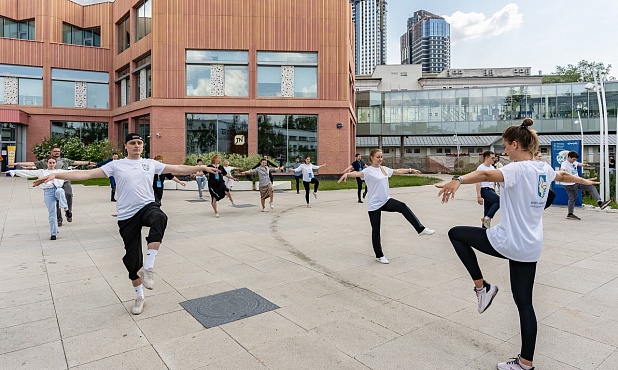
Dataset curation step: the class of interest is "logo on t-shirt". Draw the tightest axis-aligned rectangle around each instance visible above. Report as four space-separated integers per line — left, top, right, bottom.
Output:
538 175 547 198
142 163 150 172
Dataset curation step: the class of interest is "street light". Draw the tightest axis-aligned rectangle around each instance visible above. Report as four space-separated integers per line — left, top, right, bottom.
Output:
585 71 610 201
574 110 584 163
453 133 461 172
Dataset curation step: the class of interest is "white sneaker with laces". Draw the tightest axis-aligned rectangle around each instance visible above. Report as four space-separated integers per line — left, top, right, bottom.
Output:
376 256 389 264
482 216 492 229
476 282 498 313
138 268 155 290
419 227 435 236
215 213 220 218
497 355 534 370
131 297 145 315
262 208 268 212
313 192 318 199
270 202 274 209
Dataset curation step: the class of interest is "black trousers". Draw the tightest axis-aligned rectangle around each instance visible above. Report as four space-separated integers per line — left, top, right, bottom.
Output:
56 181 73 221
295 176 301 193
118 202 168 281
154 188 163 204
367 198 424 258
303 178 319 203
448 226 537 361
356 177 367 200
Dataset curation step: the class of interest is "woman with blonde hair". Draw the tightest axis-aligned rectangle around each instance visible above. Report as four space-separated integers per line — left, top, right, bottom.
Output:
338 148 434 264
206 154 238 217
438 118 600 370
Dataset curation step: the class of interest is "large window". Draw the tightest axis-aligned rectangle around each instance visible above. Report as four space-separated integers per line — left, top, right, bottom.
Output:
51 68 109 108
137 115 150 158
117 14 130 53
186 114 249 155
257 114 317 164
0 16 35 40
257 52 317 98
135 0 152 41
51 121 108 145
133 54 151 101
0 64 43 106
62 23 101 47
186 50 249 97
115 65 130 107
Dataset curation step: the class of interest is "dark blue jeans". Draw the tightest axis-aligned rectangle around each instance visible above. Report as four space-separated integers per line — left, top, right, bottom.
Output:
481 187 500 218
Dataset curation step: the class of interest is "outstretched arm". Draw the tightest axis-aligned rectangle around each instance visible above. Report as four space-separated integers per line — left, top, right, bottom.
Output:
343 165 354 173
555 171 600 185
172 176 186 186
163 164 219 175
436 169 504 203
392 168 421 175
33 168 106 187
13 162 37 169
338 171 363 183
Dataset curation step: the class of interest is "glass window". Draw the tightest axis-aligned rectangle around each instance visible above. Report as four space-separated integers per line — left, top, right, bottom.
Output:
257 66 281 97
133 54 151 101
258 114 317 164
136 0 152 41
0 16 34 40
0 64 43 78
51 81 75 107
294 67 317 98
186 50 248 97
62 23 101 47
257 52 318 98
51 121 108 145
117 14 130 53
52 69 108 83
137 115 150 158
0 76 3 104
186 114 249 155
18 78 43 105
87 83 108 108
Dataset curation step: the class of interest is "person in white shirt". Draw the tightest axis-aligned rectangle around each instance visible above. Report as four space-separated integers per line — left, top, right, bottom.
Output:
560 151 610 220
10 156 69 240
476 151 500 229
294 156 326 207
190 158 207 199
338 149 435 264
33 133 219 315
223 159 241 194
438 118 600 370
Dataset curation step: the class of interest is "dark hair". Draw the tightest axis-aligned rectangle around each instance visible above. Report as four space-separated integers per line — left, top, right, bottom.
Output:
482 150 494 159
355 153 361 157
112 152 118 156
568 151 579 159
197 159 203 163
502 118 539 155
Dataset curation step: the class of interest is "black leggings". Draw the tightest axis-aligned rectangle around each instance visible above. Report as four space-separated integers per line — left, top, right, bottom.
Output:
367 198 424 258
295 176 301 192
448 226 537 361
356 177 367 200
118 202 168 281
303 178 319 203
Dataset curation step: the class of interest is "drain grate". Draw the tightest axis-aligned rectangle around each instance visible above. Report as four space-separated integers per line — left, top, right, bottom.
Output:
180 288 279 328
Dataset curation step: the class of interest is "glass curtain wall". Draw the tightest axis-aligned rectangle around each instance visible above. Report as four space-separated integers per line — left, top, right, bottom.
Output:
0 64 43 106
51 122 108 145
257 114 317 164
51 68 109 108
186 114 249 155
186 50 249 97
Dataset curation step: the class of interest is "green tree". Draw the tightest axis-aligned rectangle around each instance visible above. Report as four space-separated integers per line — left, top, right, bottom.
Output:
542 60 615 83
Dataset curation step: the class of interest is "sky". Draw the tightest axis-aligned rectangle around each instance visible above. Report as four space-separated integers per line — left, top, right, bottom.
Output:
387 0 618 77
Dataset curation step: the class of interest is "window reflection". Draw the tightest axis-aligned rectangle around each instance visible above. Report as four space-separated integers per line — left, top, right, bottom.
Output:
258 114 317 164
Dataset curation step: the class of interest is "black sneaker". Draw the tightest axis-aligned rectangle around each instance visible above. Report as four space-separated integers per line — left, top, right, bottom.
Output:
358 200 363 203
58 221 62 227
600 200 611 210
50 235 56 240
111 199 117 202
566 213 581 220
66 210 72 222
363 191 367 199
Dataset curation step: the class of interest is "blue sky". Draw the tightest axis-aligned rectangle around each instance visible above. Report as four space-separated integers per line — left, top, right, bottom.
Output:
387 0 618 77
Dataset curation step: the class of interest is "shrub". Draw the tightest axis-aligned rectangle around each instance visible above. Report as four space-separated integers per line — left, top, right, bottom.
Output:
32 137 119 164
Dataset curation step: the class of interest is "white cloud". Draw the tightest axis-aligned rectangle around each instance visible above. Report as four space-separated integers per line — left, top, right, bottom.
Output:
444 3 523 44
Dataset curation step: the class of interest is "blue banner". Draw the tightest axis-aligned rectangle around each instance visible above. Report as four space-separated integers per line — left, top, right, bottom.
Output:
551 140 582 206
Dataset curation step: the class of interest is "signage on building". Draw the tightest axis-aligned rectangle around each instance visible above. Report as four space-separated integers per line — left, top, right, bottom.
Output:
234 135 245 146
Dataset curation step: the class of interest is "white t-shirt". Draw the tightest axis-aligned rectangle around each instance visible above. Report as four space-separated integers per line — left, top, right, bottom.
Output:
295 163 320 182
223 166 234 188
101 158 166 220
476 163 495 188
486 161 556 262
559 160 579 185
363 166 394 211
10 169 68 189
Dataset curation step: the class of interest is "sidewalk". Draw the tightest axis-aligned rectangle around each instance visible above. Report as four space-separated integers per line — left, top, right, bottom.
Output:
0 176 616 369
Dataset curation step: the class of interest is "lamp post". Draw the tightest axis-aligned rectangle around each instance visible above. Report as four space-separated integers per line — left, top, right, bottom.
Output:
574 110 584 163
453 133 460 172
585 71 610 201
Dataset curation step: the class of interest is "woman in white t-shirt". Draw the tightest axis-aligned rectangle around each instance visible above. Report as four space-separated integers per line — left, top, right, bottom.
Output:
294 156 326 208
437 118 600 370
338 149 435 264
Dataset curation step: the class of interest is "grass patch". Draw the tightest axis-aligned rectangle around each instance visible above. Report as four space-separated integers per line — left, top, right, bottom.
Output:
70 178 112 186
315 175 441 191
582 195 618 209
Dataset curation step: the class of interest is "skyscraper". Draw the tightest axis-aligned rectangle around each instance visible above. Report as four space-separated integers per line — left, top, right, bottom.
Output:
350 0 387 75
400 10 450 74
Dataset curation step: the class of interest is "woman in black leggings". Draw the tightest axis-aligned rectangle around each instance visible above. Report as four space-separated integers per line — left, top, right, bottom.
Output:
438 118 600 370
294 156 326 208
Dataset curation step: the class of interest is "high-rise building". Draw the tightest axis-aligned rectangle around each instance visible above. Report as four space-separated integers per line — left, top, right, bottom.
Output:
350 0 387 75
400 10 450 74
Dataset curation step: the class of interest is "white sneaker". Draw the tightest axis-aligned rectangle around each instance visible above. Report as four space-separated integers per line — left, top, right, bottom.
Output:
262 208 269 212
497 355 534 370
419 227 435 236
306 204 311 208
215 213 220 218
230 200 235 206
376 256 389 264
269 202 274 209
475 282 499 313
131 297 145 315
482 216 491 229
313 192 318 199
138 268 155 290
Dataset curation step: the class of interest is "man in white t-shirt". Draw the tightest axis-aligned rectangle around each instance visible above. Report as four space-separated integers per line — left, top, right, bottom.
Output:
560 151 610 220
476 151 500 229
33 133 219 315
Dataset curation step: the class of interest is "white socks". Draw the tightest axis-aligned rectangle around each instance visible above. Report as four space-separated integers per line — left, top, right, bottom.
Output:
134 284 144 298
143 249 158 270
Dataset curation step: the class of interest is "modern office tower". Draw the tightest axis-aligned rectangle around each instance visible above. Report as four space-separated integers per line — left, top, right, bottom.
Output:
400 10 450 74
350 0 387 75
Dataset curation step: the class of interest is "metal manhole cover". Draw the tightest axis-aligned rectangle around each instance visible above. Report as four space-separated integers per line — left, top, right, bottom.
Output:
180 288 279 328
230 203 257 208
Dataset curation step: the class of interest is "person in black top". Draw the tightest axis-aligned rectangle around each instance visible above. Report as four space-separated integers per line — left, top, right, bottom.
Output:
252 155 279 184
343 153 368 203
207 154 238 218
153 155 186 203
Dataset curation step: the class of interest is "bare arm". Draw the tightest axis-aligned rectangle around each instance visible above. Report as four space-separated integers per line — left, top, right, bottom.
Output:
73 160 96 166
343 165 354 173
555 171 600 185
32 168 106 187
163 164 218 175
338 171 363 183
436 169 504 203
475 183 483 205
392 168 421 175
172 176 186 186
13 162 37 169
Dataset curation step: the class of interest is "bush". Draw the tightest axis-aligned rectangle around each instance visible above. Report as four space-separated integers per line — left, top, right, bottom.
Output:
32 137 118 163
184 152 266 182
